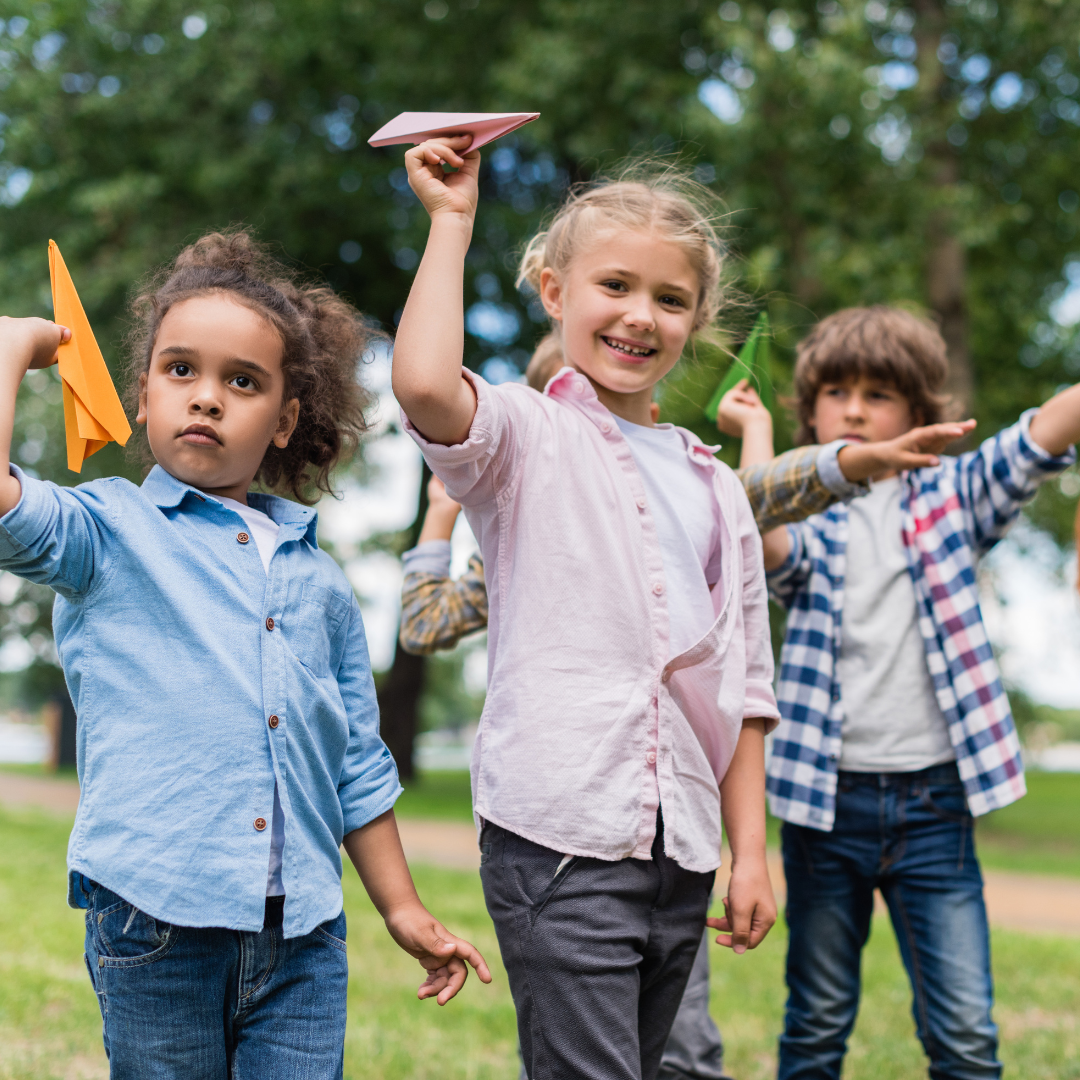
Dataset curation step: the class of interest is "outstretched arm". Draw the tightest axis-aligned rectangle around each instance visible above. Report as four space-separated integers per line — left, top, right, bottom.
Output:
1028 382 1080 456
343 810 491 1004
759 418 978 571
0 318 70 516
392 136 482 446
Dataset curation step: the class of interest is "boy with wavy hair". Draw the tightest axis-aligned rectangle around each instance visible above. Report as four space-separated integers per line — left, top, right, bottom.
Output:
763 305 1079 1080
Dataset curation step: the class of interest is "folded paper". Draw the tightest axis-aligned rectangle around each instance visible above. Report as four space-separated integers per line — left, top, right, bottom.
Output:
368 111 540 151
704 311 776 425
49 240 131 472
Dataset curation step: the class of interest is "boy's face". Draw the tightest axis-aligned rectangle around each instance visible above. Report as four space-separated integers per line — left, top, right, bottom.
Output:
539 229 699 405
812 376 916 445
136 293 299 502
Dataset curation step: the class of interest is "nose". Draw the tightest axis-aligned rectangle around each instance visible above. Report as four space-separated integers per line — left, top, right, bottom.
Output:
843 391 867 423
189 380 222 417
622 291 656 333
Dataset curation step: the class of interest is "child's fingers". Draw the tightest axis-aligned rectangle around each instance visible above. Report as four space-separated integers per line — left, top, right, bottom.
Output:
435 956 469 1005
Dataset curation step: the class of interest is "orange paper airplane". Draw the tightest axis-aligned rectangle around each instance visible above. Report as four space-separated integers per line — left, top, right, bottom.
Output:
49 241 131 472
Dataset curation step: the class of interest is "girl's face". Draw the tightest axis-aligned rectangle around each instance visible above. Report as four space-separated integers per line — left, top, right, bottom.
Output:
137 293 299 502
539 229 700 416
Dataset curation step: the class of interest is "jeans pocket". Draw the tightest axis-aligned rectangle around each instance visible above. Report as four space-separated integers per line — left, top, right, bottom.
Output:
314 911 348 952
94 893 177 968
917 783 971 824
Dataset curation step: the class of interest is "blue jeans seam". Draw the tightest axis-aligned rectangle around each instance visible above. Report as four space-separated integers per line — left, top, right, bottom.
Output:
238 926 277 1007
888 885 939 1062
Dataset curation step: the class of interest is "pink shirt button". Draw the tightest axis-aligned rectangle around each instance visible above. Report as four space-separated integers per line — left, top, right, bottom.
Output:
652 581 664 595
600 422 612 434
646 751 657 765
636 497 647 510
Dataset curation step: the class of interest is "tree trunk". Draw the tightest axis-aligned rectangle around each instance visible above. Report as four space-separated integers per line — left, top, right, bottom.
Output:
376 462 432 781
914 0 973 416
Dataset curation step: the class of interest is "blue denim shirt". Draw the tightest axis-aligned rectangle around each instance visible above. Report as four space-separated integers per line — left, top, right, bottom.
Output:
0 464 401 939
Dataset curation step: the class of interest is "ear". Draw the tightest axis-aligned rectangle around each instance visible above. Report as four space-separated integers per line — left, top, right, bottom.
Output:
273 398 300 449
135 372 148 427
538 267 564 322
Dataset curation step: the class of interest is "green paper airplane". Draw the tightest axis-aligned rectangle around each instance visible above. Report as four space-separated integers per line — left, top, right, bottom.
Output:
704 311 775 426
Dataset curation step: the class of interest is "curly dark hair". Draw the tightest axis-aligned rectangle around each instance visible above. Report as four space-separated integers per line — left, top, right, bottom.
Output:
124 229 379 503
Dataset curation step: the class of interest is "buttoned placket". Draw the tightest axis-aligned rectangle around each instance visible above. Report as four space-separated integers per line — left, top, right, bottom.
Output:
559 375 673 859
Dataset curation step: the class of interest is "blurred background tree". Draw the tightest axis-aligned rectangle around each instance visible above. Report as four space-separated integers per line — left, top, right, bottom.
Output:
0 0 1075 771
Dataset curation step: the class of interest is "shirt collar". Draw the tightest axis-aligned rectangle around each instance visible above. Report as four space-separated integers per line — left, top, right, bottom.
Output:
545 367 722 464
141 465 319 547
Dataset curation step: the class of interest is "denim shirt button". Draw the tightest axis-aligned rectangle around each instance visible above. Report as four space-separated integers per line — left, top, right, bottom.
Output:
268 714 279 729
237 532 250 544
265 617 275 631
254 817 267 831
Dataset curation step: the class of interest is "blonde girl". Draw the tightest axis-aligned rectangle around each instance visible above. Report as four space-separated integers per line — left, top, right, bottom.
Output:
392 139 775 1080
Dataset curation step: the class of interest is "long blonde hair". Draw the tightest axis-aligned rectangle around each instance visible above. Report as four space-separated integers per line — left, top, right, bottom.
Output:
517 162 730 350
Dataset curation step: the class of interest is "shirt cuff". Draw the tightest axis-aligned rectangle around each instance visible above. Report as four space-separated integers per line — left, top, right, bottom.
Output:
400 368 498 468
765 524 802 581
401 540 452 577
1017 407 1078 469
816 441 870 501
0 464 44 560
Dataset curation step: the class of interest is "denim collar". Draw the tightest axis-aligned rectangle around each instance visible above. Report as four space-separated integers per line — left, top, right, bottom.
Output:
140 464 319 547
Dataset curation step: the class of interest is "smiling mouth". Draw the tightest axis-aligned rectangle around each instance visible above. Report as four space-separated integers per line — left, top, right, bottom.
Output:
180 425 222 447
601 336 657 359
841 433 867 442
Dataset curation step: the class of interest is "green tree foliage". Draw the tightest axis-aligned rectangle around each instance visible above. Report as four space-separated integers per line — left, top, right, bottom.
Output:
0 0 1075 718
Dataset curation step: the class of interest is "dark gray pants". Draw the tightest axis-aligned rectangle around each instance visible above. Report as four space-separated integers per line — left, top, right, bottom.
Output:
656 930 732 1080
480 816 714 1080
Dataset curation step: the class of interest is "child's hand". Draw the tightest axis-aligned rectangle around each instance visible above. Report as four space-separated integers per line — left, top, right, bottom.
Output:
384 900 492 1005
417 475 463 545
427 475 460 517
707 858 776 954
716 378 772 439
0 316 70 371
838 418 977 482
405 135 480 223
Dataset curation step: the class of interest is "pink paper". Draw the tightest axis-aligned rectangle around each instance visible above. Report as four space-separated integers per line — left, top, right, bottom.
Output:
368 111 540 151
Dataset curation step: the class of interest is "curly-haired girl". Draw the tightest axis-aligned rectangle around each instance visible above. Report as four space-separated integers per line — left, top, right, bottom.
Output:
0 230 489 1076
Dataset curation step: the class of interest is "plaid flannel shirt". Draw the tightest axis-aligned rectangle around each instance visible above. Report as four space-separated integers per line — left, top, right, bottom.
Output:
767 410 1076 830
399 440 862 655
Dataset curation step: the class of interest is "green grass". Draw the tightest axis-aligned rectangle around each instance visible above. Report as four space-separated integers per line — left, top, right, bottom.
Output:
394 770 475 823
976 772 1080 877
0 805 1078 1079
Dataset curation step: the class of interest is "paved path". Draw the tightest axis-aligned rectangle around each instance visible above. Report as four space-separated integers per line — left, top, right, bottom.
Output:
5 772 1078 937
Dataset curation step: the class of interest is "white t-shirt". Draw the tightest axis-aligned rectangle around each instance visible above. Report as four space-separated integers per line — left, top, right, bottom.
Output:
613 418 721 658
218 496 285 896
835 477 955 772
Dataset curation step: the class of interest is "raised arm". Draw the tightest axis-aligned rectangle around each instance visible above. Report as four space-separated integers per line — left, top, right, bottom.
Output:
392 136 482 446
716 379 774 468
1028 382 1080 456
0 317 70 516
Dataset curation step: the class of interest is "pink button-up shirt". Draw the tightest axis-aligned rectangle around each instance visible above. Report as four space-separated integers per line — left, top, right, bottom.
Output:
403 368 779 873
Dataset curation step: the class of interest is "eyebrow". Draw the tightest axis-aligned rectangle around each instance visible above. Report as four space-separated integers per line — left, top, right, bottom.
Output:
158 346 273 380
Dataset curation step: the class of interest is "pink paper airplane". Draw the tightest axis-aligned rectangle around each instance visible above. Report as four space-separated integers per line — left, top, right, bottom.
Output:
368 111 540 152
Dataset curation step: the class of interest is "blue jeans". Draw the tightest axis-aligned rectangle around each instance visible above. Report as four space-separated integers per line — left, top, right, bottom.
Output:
83 885 349 1079
778 764 1000 1080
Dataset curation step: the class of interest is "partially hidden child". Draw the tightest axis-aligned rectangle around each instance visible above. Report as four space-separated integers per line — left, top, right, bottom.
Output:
391 135 972 1080
0 232 489 1077
763 306 1079 1080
